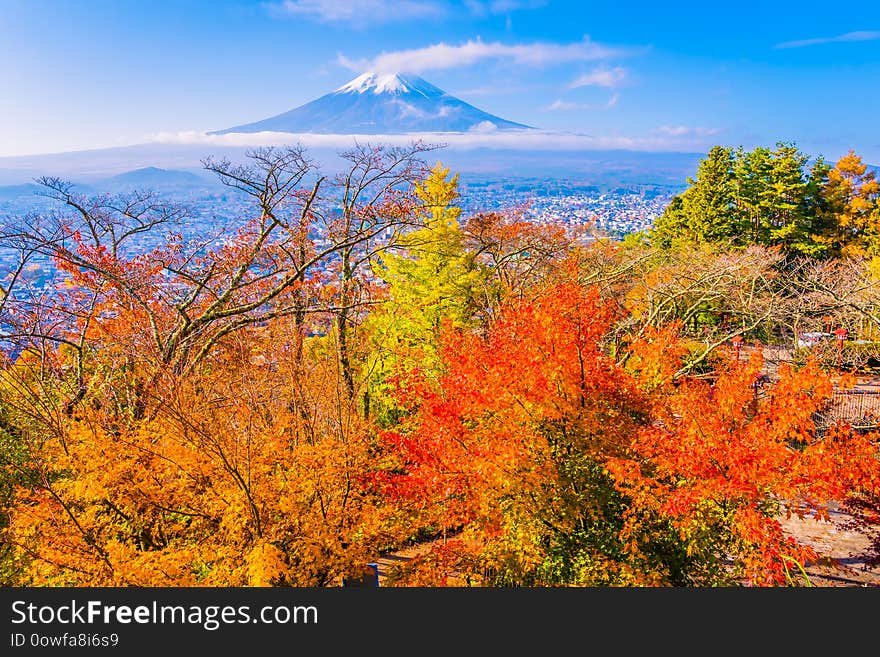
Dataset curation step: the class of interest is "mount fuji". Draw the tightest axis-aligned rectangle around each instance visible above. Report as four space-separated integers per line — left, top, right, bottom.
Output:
210 72 534 135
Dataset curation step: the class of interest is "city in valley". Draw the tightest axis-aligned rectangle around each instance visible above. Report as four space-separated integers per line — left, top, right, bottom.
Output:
0 168 678 290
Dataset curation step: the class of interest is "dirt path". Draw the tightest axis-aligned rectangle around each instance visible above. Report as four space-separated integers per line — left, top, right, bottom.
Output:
374 541 438 586
779 506 880 587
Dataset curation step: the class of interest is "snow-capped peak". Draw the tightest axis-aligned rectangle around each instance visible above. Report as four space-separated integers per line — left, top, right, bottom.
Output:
336 71 430 96
211 70 533 135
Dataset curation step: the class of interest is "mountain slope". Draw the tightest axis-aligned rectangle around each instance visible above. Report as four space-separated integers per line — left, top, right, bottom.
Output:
103 166 209 190
210 72 534 135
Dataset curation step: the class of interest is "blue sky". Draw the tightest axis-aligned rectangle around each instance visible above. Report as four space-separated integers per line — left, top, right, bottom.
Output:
1 0 878 160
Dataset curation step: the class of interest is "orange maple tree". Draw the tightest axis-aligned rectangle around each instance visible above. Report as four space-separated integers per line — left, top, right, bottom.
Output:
5 318 398 585
373 275 880 586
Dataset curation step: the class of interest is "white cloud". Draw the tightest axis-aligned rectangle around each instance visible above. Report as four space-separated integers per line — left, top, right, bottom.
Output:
463 0 547 16
467 121 499 133
652 125 723 138
568 66 627 89
545 100 579 111
543 93 620 112
268 0 444 24
269 0 547 24
774 30 880 49
338 36 631 74
544 92 619 111
147 128 717 153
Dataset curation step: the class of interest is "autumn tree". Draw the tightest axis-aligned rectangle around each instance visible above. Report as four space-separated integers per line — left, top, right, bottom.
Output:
373 278 667 585
374 275 880 586
824 150 880 257
582 239 794 372
612 348 880 586
3 318 404 585
362 163 483 423
0 142 437 585
326 142 438 398
462 206 572 318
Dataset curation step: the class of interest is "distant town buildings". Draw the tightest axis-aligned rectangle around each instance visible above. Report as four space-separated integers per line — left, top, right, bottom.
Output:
0 180 676 291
